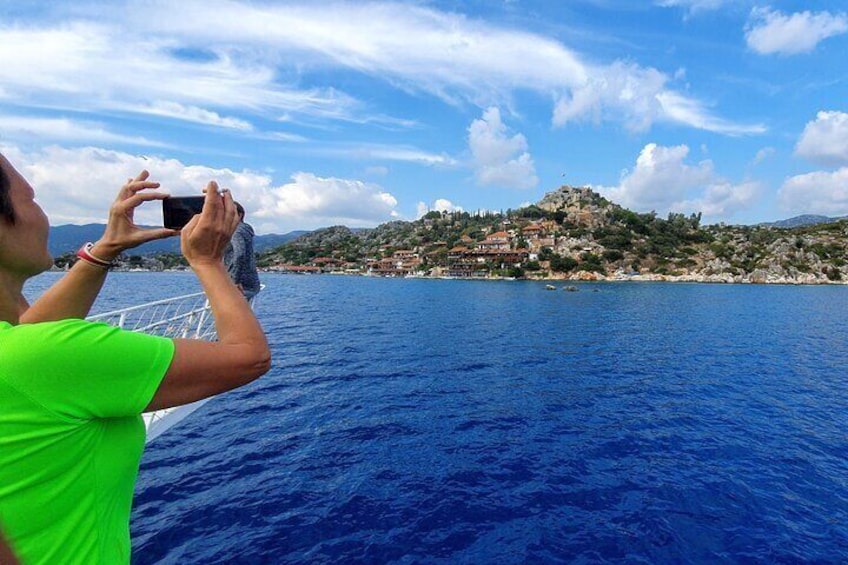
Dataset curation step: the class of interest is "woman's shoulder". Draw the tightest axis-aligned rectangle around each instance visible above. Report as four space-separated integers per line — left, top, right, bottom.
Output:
2 317 173 371
1 318 115 347
0 320 103 372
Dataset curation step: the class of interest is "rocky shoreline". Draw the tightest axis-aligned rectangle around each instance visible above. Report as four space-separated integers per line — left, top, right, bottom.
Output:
543 270 848 285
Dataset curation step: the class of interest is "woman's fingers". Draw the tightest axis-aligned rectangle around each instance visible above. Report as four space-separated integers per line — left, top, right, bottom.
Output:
113 191 171 213
198 182 235 229
145 228 180 241
117 171 161 205
180 183 238 265
124 227 180 246
126 181 160 193
222 190 240 235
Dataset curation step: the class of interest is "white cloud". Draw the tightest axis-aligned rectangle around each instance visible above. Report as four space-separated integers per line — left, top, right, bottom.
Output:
0 145 199 225
258 172 399 229
745 8 848 55
416 198 463 218
671 180 761 219
778 168 848 215
0 144 399 232
597 143 714 211
795 111 848 166
553 61 666 133
1 144 272 225
468 107 538 190
592 142 761 220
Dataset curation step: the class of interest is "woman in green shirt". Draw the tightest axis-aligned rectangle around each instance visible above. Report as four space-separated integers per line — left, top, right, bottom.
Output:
0 153 271 564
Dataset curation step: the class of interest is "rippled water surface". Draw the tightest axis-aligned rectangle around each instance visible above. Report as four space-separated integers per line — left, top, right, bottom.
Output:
26 273 848 563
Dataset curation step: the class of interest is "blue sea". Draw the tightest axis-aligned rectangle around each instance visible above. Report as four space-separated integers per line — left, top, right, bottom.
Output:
24 273 848 563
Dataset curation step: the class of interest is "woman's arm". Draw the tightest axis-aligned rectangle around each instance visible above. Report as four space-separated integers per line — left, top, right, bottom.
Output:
20 171 177 323
145 183 270 411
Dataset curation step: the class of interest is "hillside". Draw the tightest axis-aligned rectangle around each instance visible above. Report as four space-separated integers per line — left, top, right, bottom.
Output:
259 185 848 284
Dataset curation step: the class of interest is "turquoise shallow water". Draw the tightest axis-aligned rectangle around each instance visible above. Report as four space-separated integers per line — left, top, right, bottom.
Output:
24 273 848 563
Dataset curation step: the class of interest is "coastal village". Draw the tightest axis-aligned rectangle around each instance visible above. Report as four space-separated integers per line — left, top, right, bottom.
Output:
260 186 848 285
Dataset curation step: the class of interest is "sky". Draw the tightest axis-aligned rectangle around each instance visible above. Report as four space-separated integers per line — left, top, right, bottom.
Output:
1 0 847 234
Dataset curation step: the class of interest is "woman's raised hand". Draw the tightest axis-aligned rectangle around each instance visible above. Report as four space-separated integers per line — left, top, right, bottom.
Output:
180 181 239 268
95 170 178 259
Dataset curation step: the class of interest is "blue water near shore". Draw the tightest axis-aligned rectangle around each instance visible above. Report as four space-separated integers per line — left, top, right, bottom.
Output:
25 273 848 563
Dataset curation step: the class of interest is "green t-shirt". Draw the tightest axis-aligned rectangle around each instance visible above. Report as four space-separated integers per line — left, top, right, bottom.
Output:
0 319 175 564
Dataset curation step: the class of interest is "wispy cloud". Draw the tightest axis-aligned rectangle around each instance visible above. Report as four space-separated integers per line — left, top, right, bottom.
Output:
752 146 775 165
0 115 165 146
657 92 767 136
553 63 766 135
134 101 254 131
553 61 666 133
745 8 848 55
0 0 761 139
319 144 459 167
0 20 363 125
655 0 734 17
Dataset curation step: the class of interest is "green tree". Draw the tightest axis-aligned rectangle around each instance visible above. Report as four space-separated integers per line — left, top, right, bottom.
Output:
602 249 624 262
580 252 604 273
550 254 578 272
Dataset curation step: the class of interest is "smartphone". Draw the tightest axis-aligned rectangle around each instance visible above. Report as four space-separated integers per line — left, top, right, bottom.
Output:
162 196 205 230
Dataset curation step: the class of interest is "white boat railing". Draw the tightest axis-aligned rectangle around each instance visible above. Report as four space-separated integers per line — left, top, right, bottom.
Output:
87 286 262 443
87 291 217 341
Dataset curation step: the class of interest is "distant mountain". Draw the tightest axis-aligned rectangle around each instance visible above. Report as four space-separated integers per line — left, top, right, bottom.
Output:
760 215 848 229
49 224 307 256
251 231 309 251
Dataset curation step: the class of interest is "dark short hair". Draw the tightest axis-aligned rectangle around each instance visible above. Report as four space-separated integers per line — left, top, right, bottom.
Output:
235 201 245 219
0 161 14 224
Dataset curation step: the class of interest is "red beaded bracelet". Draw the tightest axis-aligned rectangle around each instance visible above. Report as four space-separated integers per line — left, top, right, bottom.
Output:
76 242 115 270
